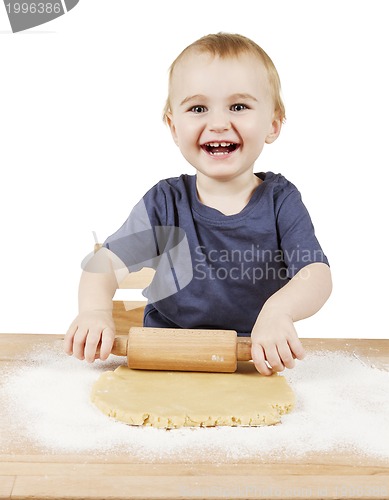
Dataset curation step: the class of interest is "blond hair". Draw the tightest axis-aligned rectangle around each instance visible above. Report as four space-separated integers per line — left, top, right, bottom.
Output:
163 32 286 123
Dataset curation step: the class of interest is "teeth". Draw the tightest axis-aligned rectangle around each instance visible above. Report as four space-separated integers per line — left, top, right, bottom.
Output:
207 142 232 147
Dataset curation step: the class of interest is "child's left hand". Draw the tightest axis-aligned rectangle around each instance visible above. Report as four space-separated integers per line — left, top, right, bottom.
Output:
251 307 305 376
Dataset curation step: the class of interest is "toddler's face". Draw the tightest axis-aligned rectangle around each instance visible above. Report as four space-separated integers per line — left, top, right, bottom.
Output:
167 51 281 182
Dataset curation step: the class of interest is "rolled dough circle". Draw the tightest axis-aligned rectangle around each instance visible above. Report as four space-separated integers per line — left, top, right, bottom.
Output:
91 362 295 429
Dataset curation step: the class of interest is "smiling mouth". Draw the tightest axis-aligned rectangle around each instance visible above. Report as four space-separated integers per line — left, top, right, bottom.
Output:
201 142 240 156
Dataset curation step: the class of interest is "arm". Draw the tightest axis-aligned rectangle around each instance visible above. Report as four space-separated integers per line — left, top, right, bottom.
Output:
64 248 128 362
251 262 332 375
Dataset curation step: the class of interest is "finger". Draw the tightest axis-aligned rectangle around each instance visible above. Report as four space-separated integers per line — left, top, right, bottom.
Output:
84 327 103 363
64 323 77 355
99 327 115 360
252 344 273 376
288 336 306 361
277 342 295 370
72 328 88 360
264 345 285 373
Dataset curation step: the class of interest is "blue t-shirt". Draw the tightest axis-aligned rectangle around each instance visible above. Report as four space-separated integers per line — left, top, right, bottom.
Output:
104 172 329 334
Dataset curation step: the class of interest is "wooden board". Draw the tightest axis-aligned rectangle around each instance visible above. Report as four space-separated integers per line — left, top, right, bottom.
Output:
0 333 388 500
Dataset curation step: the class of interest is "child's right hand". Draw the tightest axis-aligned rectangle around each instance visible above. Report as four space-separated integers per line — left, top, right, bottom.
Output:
64 311 116 363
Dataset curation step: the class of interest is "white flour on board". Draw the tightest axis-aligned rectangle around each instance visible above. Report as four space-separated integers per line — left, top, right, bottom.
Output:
1 343 388 461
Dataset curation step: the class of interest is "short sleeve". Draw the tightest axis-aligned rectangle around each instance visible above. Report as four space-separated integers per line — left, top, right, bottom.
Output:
276 187 329 278
102 197 160 271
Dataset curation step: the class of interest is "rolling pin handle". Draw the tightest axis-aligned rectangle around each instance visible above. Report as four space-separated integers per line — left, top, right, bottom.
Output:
111 335 128 357
236 337 252 361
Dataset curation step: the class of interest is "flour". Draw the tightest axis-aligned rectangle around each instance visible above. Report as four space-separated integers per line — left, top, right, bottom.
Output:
1 344 389 461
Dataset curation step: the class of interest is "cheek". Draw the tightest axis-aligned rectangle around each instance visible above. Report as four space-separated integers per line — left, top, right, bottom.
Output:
175 120 202 147
243 117 272 142
242 123 264 145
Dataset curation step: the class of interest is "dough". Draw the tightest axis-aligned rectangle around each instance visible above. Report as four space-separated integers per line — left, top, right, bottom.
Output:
91 362 294 429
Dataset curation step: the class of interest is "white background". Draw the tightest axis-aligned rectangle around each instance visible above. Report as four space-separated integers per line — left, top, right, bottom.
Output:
1 0 388 339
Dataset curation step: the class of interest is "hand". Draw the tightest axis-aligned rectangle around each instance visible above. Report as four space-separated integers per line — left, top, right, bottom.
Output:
64 310 115 363
251 308 305 376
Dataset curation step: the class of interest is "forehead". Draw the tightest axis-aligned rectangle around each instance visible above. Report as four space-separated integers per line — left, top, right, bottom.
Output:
170 51 271 101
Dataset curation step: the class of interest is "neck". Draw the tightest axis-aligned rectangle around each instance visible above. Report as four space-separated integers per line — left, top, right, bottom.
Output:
196 172 262 216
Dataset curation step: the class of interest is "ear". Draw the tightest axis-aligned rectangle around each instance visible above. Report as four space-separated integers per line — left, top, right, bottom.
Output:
166 111 179 147
265 115 282 144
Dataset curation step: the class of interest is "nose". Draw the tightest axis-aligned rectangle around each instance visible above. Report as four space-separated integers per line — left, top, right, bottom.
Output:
208 110 231 132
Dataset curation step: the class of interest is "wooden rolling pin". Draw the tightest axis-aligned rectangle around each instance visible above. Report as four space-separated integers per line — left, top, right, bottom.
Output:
111 327 252 373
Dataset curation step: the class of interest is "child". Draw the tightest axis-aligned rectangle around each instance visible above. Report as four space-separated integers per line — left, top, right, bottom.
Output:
65 32 332 376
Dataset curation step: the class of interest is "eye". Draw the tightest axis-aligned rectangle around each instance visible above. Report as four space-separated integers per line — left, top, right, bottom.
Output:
231 103 248 112
190 105 207 114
